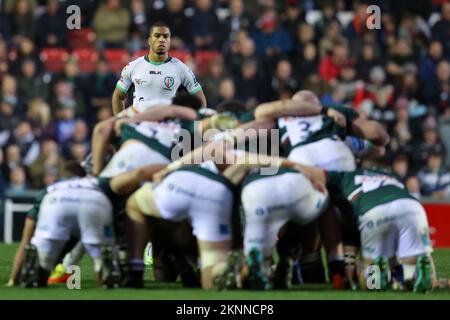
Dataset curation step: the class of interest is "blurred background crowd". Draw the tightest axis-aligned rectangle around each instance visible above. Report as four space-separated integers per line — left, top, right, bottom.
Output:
0 0 449 201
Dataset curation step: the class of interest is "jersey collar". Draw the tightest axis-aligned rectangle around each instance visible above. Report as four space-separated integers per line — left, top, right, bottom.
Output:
145 54 172 65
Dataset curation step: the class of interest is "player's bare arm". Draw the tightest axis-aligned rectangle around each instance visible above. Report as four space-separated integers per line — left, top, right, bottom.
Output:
351 117 390 146
112 87 128 115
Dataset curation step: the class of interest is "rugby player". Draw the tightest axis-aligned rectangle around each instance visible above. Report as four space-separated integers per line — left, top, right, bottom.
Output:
112 22 206 116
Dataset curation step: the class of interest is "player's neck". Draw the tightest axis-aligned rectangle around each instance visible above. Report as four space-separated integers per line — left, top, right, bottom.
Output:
147 52 169 64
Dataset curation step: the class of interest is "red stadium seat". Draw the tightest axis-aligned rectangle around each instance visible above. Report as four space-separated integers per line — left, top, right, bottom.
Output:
68 28 96 49
71 48 99 73
40 48 70 73
170 50 192 63
132 49 148 60
194 50 222 77
131 49 191 63
103 49 130 74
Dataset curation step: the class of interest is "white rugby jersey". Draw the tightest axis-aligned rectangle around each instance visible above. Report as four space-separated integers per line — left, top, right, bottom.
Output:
116 55 202 113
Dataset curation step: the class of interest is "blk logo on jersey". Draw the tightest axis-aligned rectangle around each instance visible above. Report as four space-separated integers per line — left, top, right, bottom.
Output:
149 71 162 75
164 76 175 90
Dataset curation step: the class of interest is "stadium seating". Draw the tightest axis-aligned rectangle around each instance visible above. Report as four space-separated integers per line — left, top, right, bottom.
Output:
39 48 70 73
68 28 96 49
194 50 222 77
103 49 130 74
71 48 99 73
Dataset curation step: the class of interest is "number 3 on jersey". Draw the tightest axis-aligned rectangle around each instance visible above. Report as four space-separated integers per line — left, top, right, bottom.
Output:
279 115 323 146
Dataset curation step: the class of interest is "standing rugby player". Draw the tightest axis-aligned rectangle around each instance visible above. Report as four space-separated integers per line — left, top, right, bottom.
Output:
112 22 207 115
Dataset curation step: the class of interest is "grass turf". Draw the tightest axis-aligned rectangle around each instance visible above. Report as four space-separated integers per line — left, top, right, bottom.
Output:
0 243 449 300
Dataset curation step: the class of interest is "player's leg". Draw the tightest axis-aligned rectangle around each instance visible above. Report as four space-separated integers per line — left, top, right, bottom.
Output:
240 176 291 290
92 117 116 176
24 193 75 287
76 190 116 287
358 203 394 291
395 199 434 292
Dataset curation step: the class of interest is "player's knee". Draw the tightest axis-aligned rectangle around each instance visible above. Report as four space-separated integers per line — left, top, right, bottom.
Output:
126 195 143 222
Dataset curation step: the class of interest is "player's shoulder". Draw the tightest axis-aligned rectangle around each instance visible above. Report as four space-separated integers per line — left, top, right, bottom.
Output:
123 56 147 71
167 57 188 68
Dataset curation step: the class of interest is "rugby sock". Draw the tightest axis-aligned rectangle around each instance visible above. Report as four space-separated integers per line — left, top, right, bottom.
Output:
300 252 326 283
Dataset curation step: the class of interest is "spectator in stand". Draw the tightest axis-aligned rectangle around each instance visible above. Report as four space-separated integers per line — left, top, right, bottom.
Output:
291 22 316 71
1 144 22 183
0 38 9 82
0 100 20 147
61 119 90 161
419 41 444 84
148 0 192 50
415 125 446 170
421 60 450 112
315 0 340 40
281 0 306 41
9 0 35 44
69 142 89 163
8 166 28 191
50 79 85 118
54 104 77 144
431 2 450 59
9 37 42 75
17 59 49 102
222 0 253 43
93 0 131 49
319 20 344 58
296 42 318 83
319 40 349 85
128 0 149 51
226 33 261 78
406 175 422 199
36 0 68 49
438 106 450 168
28 139 65 189
216 78 236 106
355 43 382 81
26 98 54 141
418 152 450 200
392 153 410 183
202 56 228 107
0 74 25 116
251 8 292 60
190 0 222 50
269 59 298 100
234 58 264 108
6 121 40 168
83 59 117 125
359 66 395 118
386 38 417 88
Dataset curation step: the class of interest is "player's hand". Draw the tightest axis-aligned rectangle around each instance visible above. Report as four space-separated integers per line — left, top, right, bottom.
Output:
114 117 131 136
327 108 347 128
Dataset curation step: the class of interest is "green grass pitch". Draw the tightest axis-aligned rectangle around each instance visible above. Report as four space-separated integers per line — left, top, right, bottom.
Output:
0 243 449 300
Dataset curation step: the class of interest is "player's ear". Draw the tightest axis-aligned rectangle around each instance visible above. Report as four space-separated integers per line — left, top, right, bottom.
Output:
147 37 151 46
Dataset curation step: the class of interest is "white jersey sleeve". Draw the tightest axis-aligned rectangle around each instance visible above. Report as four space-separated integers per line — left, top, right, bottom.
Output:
116 62 133 93
180 63 202 95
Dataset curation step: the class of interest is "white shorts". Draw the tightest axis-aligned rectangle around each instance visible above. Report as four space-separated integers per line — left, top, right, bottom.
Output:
241 172 329 256
359 198 433 260
152 170 234 242
99 141 170 177
31 188 114 246
288 138 356 171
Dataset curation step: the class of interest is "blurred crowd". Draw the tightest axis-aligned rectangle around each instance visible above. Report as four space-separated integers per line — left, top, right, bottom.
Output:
0 0 449 200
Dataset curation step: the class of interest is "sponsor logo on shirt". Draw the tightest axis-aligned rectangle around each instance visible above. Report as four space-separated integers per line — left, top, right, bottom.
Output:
164 76 175 90
149 71 162 75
